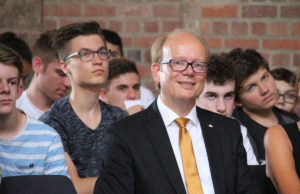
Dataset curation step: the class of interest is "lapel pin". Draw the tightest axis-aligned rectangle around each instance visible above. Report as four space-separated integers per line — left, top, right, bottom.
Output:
208 124 213 128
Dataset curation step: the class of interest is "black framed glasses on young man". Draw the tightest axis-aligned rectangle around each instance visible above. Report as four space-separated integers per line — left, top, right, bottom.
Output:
160 59 209 74
64 47 111 62
278 91 298 104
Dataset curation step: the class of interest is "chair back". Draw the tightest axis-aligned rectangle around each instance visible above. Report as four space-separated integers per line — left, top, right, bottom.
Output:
0 175 77 194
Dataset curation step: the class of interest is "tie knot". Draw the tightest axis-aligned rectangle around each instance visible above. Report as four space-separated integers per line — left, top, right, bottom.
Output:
174 117 189 128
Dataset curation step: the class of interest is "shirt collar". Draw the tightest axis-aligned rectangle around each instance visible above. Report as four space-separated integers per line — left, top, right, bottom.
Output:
157 95 198 127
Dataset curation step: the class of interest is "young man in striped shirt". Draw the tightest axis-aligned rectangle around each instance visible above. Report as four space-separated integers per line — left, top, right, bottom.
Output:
0 44 68 177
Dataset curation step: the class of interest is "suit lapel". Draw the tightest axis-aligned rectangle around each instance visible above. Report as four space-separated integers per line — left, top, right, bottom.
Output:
144 102 186 194
197 108 226 194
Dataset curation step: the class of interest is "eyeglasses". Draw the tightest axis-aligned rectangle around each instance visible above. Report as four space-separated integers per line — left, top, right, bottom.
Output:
64 47 111 62
160 59 208 74
278 91 298 104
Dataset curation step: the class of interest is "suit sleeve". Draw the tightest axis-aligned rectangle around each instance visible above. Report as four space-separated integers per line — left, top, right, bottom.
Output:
94 127 134 194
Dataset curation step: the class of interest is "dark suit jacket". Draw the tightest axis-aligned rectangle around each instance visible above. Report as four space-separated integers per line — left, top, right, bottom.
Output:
94 102 260 194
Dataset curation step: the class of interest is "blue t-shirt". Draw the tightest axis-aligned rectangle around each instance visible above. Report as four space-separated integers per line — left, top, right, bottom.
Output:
0 116 68 177
40 97 128 177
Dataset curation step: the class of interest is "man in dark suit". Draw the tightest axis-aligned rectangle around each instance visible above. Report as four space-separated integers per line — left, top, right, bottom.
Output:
94 30 260 194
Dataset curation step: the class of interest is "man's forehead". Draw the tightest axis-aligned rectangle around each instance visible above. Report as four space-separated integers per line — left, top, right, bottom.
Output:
204 81 235 93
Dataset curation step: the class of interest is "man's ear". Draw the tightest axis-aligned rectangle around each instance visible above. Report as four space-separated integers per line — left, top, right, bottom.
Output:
151 63 161 84
99 88 108 103
61 60 70 75
32 57 44 74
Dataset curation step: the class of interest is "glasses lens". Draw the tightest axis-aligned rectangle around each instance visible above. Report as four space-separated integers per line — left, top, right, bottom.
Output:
79 50 94 61
193 62 207 73
171 60 187 71
284 93 297 103
98 48 110 59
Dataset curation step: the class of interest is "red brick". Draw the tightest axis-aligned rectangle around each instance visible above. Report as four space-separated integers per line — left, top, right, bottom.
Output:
122 37 132 47
137 64 152 79
163 21 179 32
43 5 49 16
84 6 116 17
263 39 300 49
134 36 157 47
272 53 290 66
251 22 267 35
261 52 270 62
291 22 300 36
202 4 237 18
59 20 76 28
213 22 228 34
153 5 179 18
144 49 152 63
271 22 288 35
232 22 248 35
294 54 300 67
201 21 210 35
205 37 221 49
96 20 107 29
43 19 57 32
281 6 300 17
48 5 81 17
144 21 159 33
126 21 141 33
242 6 276 17
109 21 122 33
119 5 151 17
225 38 259 49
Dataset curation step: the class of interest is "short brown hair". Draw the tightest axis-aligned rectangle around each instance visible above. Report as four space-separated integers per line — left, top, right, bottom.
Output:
0 44 23 78
33 30 59 71
54 21 105 61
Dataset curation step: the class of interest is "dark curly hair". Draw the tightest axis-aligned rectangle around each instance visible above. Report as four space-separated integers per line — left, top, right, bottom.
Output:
206 53 236 85
270 68 296 88
227 48 269 89
105 58 139 89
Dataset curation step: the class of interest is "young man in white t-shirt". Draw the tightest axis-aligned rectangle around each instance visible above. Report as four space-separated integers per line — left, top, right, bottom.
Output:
16 30 70 119
196 54 258 165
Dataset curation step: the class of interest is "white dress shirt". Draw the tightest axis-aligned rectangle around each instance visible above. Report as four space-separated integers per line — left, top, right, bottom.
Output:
157 96 215 194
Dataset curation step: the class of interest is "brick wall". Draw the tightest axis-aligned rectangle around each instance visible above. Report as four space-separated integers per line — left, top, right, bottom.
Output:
184 0 300 71
1 0 300 94
43 0 181 93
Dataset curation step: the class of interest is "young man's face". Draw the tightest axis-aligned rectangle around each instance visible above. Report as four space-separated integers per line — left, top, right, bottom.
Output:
63 35 109 88
37 58 71 101
102 72 140 110
0 63 22 116
197 80 235 117
274 80 297 112
106 42 121 59
237 66 277 112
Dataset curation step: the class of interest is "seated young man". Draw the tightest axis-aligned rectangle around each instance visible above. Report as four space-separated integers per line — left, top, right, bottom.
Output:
100 58 144 115
270 68 298 114
196 54 258 165
102 29 155 107
0 44 68 177
16 30 71 119
39 22 128 194
229 48 298 164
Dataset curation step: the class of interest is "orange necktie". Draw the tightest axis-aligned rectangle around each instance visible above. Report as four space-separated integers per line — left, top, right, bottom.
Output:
175 117 204 194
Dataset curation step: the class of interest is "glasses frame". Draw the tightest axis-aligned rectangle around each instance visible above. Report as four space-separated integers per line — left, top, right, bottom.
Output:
160 59 209 74
64 47 111 62
278 91 298 104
